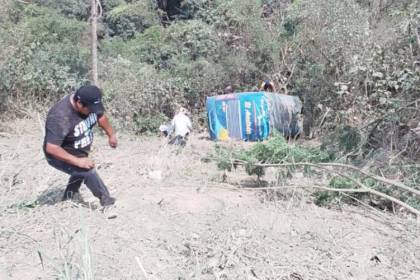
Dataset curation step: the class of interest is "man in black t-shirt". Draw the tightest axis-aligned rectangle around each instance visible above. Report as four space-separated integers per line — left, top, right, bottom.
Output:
44 85 117 207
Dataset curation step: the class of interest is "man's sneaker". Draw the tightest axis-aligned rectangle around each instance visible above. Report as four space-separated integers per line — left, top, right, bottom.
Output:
100 195 116 207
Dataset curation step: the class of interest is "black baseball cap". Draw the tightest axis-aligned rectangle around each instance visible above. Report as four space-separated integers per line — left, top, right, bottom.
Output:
74 85 105 115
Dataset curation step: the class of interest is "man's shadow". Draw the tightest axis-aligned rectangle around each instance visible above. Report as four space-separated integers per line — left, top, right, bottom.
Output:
36 185 97 209
36 186 64 206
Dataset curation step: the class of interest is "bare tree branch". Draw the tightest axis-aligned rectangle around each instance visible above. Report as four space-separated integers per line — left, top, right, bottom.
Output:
246 161 420 197
232 160 420 216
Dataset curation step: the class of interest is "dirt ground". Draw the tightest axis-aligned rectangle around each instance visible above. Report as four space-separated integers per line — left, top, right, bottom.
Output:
0 116 419 280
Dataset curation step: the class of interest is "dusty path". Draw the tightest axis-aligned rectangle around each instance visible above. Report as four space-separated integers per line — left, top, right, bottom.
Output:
0 118 419 280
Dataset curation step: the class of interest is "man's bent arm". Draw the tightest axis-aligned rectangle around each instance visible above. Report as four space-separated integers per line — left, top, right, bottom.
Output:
45 143 82 166
98 115 114 137
98 115 118 148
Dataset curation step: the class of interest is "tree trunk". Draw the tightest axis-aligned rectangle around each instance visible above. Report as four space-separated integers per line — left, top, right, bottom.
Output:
90 0 99 86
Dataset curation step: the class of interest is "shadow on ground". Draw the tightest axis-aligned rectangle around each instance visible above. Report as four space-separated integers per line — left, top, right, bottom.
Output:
36 186 98 209
36 186 64 205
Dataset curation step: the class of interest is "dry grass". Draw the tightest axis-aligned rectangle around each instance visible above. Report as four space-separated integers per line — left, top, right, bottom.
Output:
0 116 419 279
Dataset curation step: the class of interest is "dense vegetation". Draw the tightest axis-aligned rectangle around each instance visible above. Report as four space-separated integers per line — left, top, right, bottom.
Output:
0 0 419 160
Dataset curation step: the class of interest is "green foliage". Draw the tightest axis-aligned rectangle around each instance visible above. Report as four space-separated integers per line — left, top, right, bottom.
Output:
9 46 85 99
166 20 221 60
172 58 228 107
101 20 228 109
314 176 367 206
23 5 87 43
105 19 222 69
100 58 183 133
134 114 168 135
213 144 234 172
282 18 298 37
180 0 215 21
0 5 89 108
214 0 262 29
315 167 420 211
214 135 331 177
1 0 278 123
106 1 158 39
102 25 173 66
102 0 126 12
34 0 90 20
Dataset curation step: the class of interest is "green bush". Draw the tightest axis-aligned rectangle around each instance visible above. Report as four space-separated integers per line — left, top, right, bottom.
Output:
103 20 224 68
214 135 331 177
106 1 158 39
100 58 184 133
180 0 216 21
170 58 228 107
133 114 168 135
0 5 89 108
23 5 87 43
34 0 90 20
102 25 178 68
165 20 222 60
102 0 126 12
101 20 228 109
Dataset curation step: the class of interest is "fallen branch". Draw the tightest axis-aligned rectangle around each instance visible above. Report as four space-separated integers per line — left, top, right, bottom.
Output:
241 161 420 197
317 164 420 217
233 160 420 217
318 162 420 197
243 181 420 217
240 185 367 193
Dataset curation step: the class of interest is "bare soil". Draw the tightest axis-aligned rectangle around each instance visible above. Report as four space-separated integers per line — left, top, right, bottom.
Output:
0 117 419 280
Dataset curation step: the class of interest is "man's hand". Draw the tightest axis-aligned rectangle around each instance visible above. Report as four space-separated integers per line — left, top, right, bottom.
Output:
109 134 118 148
76 157 95 169
46 143 95 169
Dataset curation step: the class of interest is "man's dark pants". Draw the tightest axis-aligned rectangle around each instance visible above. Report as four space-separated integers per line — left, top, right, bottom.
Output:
46 156 110 200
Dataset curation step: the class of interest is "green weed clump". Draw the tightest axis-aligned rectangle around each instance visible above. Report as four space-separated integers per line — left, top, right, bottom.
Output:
214 135 331 177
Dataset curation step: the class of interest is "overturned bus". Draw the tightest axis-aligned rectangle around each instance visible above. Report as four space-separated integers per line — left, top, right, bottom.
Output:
206 92 302 141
